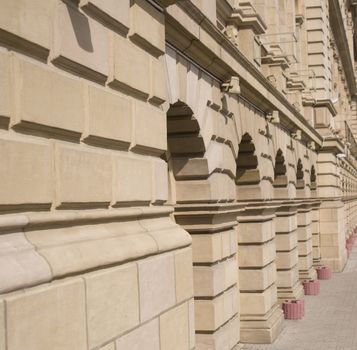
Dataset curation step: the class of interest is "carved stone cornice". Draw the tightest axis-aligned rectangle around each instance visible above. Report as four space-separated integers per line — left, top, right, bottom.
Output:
228 1 267 34
166 1 323 147
314 99 338 117
320 136 345 155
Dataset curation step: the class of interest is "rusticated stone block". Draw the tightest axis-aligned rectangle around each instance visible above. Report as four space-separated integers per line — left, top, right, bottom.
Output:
276 249 299 269
240 284 277 315
6 279 87 350
110 34 150 98
0 51 11 126
132 101 167 155
114 155 152 205
80 0 130 34
0 300 4 350
297 226 312 240
86 85 132 149
275 231 298 251
138 252 176 322
239 262 277 291
222 229 238 258
298 253 313 270
239 240 276 267
160 302 190 350
192 233 222 263
277 268 299 288
116 318 160 350
194 256 237 297
12 56 85 139
55 145 112 206
0 137 53 206
297 211 312 226
152 158 168 203
175 247 194 303
238 220 274 243
298 240 313 255
191 230 237 264
150 56 167 104
275 215 297 232
196 315 239 350
129 0 165 56
0 233 52 294
0 0 53 58
52 2 109 82
195 287 238 331
177 173 236 203
85 264 139 349
189 299 195 349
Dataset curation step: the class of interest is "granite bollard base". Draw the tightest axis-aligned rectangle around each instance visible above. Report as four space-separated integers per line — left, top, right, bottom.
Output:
303 280 320 295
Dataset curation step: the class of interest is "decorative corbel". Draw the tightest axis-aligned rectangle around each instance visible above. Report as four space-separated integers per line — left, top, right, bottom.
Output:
266 110 280 124
291 129 302 140
221 76 241 95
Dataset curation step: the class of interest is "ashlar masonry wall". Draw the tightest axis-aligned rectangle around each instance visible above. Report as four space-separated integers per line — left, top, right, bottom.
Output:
0 1 195 350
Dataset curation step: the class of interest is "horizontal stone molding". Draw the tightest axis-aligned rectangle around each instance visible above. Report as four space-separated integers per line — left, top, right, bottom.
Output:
0 206 191 294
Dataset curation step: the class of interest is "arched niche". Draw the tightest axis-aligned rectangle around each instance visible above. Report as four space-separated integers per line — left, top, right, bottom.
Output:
167 101 205 156
166 101 210 204
310 165 317 192
236 133 262 200
296 158 312 198
273 149 290 199
296 158 305 189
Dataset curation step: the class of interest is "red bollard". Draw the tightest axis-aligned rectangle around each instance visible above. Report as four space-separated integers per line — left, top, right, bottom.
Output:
316 266 332 280
282 299 304 320
303 280 320 295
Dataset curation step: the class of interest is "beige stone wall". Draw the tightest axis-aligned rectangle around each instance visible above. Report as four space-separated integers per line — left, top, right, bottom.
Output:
0 0 357 349
1 248 194 350
0 1 194 349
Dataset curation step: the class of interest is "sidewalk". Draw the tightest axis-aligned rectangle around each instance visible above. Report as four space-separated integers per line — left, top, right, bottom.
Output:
244 245 357 350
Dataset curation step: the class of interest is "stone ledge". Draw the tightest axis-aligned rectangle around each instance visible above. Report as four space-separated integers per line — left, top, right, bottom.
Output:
0 206 191 294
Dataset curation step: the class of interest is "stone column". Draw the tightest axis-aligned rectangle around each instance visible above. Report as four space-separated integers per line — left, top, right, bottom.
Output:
297 201 317 280
175 203 242 350
237 204 283 344
275 201 304 301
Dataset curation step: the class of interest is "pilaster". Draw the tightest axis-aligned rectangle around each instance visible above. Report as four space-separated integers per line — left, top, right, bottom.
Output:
274 201 304 301
237 204 283 344
175 203 243 350
297 201 317 280
319 199 348 271
311 201 322 266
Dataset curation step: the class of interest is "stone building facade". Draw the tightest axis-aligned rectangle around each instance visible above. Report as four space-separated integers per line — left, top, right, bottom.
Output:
0 0 356 349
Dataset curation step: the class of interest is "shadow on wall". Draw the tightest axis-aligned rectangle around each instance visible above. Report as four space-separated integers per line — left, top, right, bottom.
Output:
66 3 94 52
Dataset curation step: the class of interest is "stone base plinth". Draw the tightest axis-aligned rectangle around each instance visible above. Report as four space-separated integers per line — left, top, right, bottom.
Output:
277 280 304 302
321 253 347 272
240 304 284 344
298 266 317 280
